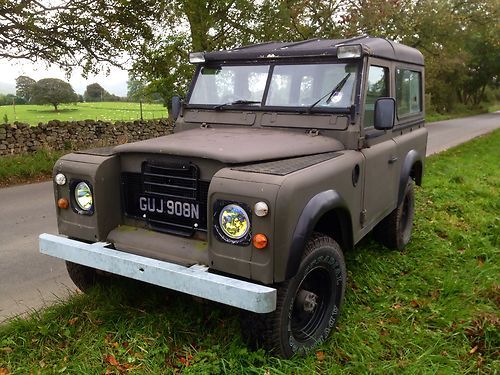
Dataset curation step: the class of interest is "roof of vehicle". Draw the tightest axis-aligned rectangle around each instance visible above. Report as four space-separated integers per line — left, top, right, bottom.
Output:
204 36 424 66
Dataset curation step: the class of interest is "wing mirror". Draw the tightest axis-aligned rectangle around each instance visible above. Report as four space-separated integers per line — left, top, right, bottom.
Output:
374 97 396 130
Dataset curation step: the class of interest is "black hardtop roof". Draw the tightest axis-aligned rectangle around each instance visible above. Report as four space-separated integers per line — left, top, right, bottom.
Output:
204 36 424 66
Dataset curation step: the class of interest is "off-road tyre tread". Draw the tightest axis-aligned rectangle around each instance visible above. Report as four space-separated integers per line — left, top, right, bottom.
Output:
374 178 415 250
240 233 346 357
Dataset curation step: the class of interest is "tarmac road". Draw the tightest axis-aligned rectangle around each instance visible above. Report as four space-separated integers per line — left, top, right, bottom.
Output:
0 112 499 322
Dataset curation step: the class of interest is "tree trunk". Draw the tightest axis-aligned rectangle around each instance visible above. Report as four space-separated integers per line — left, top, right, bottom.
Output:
182 0 211 51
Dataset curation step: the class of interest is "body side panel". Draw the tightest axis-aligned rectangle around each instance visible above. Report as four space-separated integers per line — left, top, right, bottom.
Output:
273 151 364 282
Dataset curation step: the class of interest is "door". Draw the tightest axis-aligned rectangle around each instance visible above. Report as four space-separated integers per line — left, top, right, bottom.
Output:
361 63 399 229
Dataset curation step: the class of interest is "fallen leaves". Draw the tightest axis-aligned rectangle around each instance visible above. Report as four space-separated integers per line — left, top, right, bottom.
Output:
104 354 133 373
316 351 325 361
0 368 10 375
476 255 486 267
410 300 420 308
178 354 193 367
105 354 120 367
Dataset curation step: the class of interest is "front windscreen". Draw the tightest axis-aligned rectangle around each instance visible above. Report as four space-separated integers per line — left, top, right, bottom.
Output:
189 65 269 105
188 62 358 109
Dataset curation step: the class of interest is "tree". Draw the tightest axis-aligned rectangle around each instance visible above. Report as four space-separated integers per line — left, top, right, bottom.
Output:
127 77 148 101
15 75 36 102
84 83 121 102
0 0 161 75
31 78 78 111
84 83 107 102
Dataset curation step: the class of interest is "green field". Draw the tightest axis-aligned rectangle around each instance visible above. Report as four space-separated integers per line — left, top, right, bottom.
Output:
1 131 499 374
0 102 168 125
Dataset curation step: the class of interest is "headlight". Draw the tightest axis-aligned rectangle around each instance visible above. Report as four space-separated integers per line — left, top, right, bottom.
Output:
219 204 250 240
74 181 93 211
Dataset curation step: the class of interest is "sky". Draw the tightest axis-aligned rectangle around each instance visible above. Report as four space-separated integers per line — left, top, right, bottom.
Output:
0 59 129 96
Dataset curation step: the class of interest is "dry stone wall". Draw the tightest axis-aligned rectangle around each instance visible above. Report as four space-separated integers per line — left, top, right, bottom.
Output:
0 119 173 156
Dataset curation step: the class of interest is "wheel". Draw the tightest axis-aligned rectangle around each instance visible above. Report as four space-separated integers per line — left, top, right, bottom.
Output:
241 233 346 358
374 178 415 250
65 261 106 293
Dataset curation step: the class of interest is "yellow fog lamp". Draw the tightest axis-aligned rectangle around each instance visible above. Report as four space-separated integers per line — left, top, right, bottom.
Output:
219 204 250 240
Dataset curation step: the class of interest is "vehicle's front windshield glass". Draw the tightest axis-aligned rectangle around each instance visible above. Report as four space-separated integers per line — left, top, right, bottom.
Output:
189 65 269 105
188 62 358 109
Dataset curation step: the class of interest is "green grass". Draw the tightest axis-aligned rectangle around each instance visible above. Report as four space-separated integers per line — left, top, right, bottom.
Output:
0 149 66 186
1 131 499 374
0 102 167 125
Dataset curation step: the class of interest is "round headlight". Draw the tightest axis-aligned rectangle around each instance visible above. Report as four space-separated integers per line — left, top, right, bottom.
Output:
219 204 250 240
74 182 93 211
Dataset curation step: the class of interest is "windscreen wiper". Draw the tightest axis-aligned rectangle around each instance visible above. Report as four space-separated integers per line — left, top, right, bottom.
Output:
307 73 351 113
213 99 261 110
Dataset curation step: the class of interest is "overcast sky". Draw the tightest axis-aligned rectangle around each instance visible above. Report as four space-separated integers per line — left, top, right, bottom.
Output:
0 58 129 96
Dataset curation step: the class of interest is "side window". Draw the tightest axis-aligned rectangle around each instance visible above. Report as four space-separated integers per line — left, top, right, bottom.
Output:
364 66 389 128
396 69 422 117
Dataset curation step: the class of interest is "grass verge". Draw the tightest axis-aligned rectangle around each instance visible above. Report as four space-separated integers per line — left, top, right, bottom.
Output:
425 102 499 122
0 102 167 125
1 131 499 374
0 149 65 187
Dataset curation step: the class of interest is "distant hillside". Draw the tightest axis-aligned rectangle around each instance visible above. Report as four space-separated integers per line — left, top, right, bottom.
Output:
0 81 15 94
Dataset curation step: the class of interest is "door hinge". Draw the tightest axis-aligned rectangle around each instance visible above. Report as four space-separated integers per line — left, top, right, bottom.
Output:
360 209 367 227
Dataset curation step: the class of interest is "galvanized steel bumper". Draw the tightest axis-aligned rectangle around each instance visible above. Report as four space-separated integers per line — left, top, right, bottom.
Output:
39 233 276 313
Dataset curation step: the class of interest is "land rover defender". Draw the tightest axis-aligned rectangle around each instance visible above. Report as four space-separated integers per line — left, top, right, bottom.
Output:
40 36 427 357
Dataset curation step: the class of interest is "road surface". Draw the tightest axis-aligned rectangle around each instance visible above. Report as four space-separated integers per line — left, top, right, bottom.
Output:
0 112 499 322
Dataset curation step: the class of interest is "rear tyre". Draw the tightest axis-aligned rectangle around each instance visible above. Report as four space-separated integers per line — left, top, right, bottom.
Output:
241 233 346 358
374 178 415 250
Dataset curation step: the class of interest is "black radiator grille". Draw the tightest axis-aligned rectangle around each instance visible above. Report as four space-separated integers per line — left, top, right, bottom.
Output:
122 161 209 237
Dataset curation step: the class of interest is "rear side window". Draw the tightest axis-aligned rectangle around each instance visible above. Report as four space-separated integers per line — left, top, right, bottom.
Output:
396 69 422 117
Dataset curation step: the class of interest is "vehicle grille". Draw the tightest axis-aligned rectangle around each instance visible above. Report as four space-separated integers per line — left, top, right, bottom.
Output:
122 161 209 237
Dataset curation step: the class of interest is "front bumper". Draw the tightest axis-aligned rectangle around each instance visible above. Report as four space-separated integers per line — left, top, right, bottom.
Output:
39 233 276 313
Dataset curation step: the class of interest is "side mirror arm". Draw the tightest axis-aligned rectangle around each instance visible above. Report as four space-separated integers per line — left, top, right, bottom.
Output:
171 95 183 120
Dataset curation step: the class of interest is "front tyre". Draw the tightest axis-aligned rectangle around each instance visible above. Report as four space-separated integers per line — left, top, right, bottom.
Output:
241 233 346 358
65 261 105 293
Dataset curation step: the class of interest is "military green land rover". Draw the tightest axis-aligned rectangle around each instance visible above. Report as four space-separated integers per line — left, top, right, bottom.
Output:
40 36 427 357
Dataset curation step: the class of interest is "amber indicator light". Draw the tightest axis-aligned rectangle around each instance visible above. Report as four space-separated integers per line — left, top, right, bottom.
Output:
57 198 69 209
252 233 268 249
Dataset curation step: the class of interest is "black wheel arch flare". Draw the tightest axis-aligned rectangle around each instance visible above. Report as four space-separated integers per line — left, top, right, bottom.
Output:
398 149 423 205
285 190 353 280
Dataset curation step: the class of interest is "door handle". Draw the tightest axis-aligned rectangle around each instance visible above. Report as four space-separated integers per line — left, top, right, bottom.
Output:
388 156 398 164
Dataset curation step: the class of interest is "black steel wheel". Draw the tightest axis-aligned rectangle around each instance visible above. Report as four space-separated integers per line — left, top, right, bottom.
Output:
241 233 346 358
374 177 415 250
